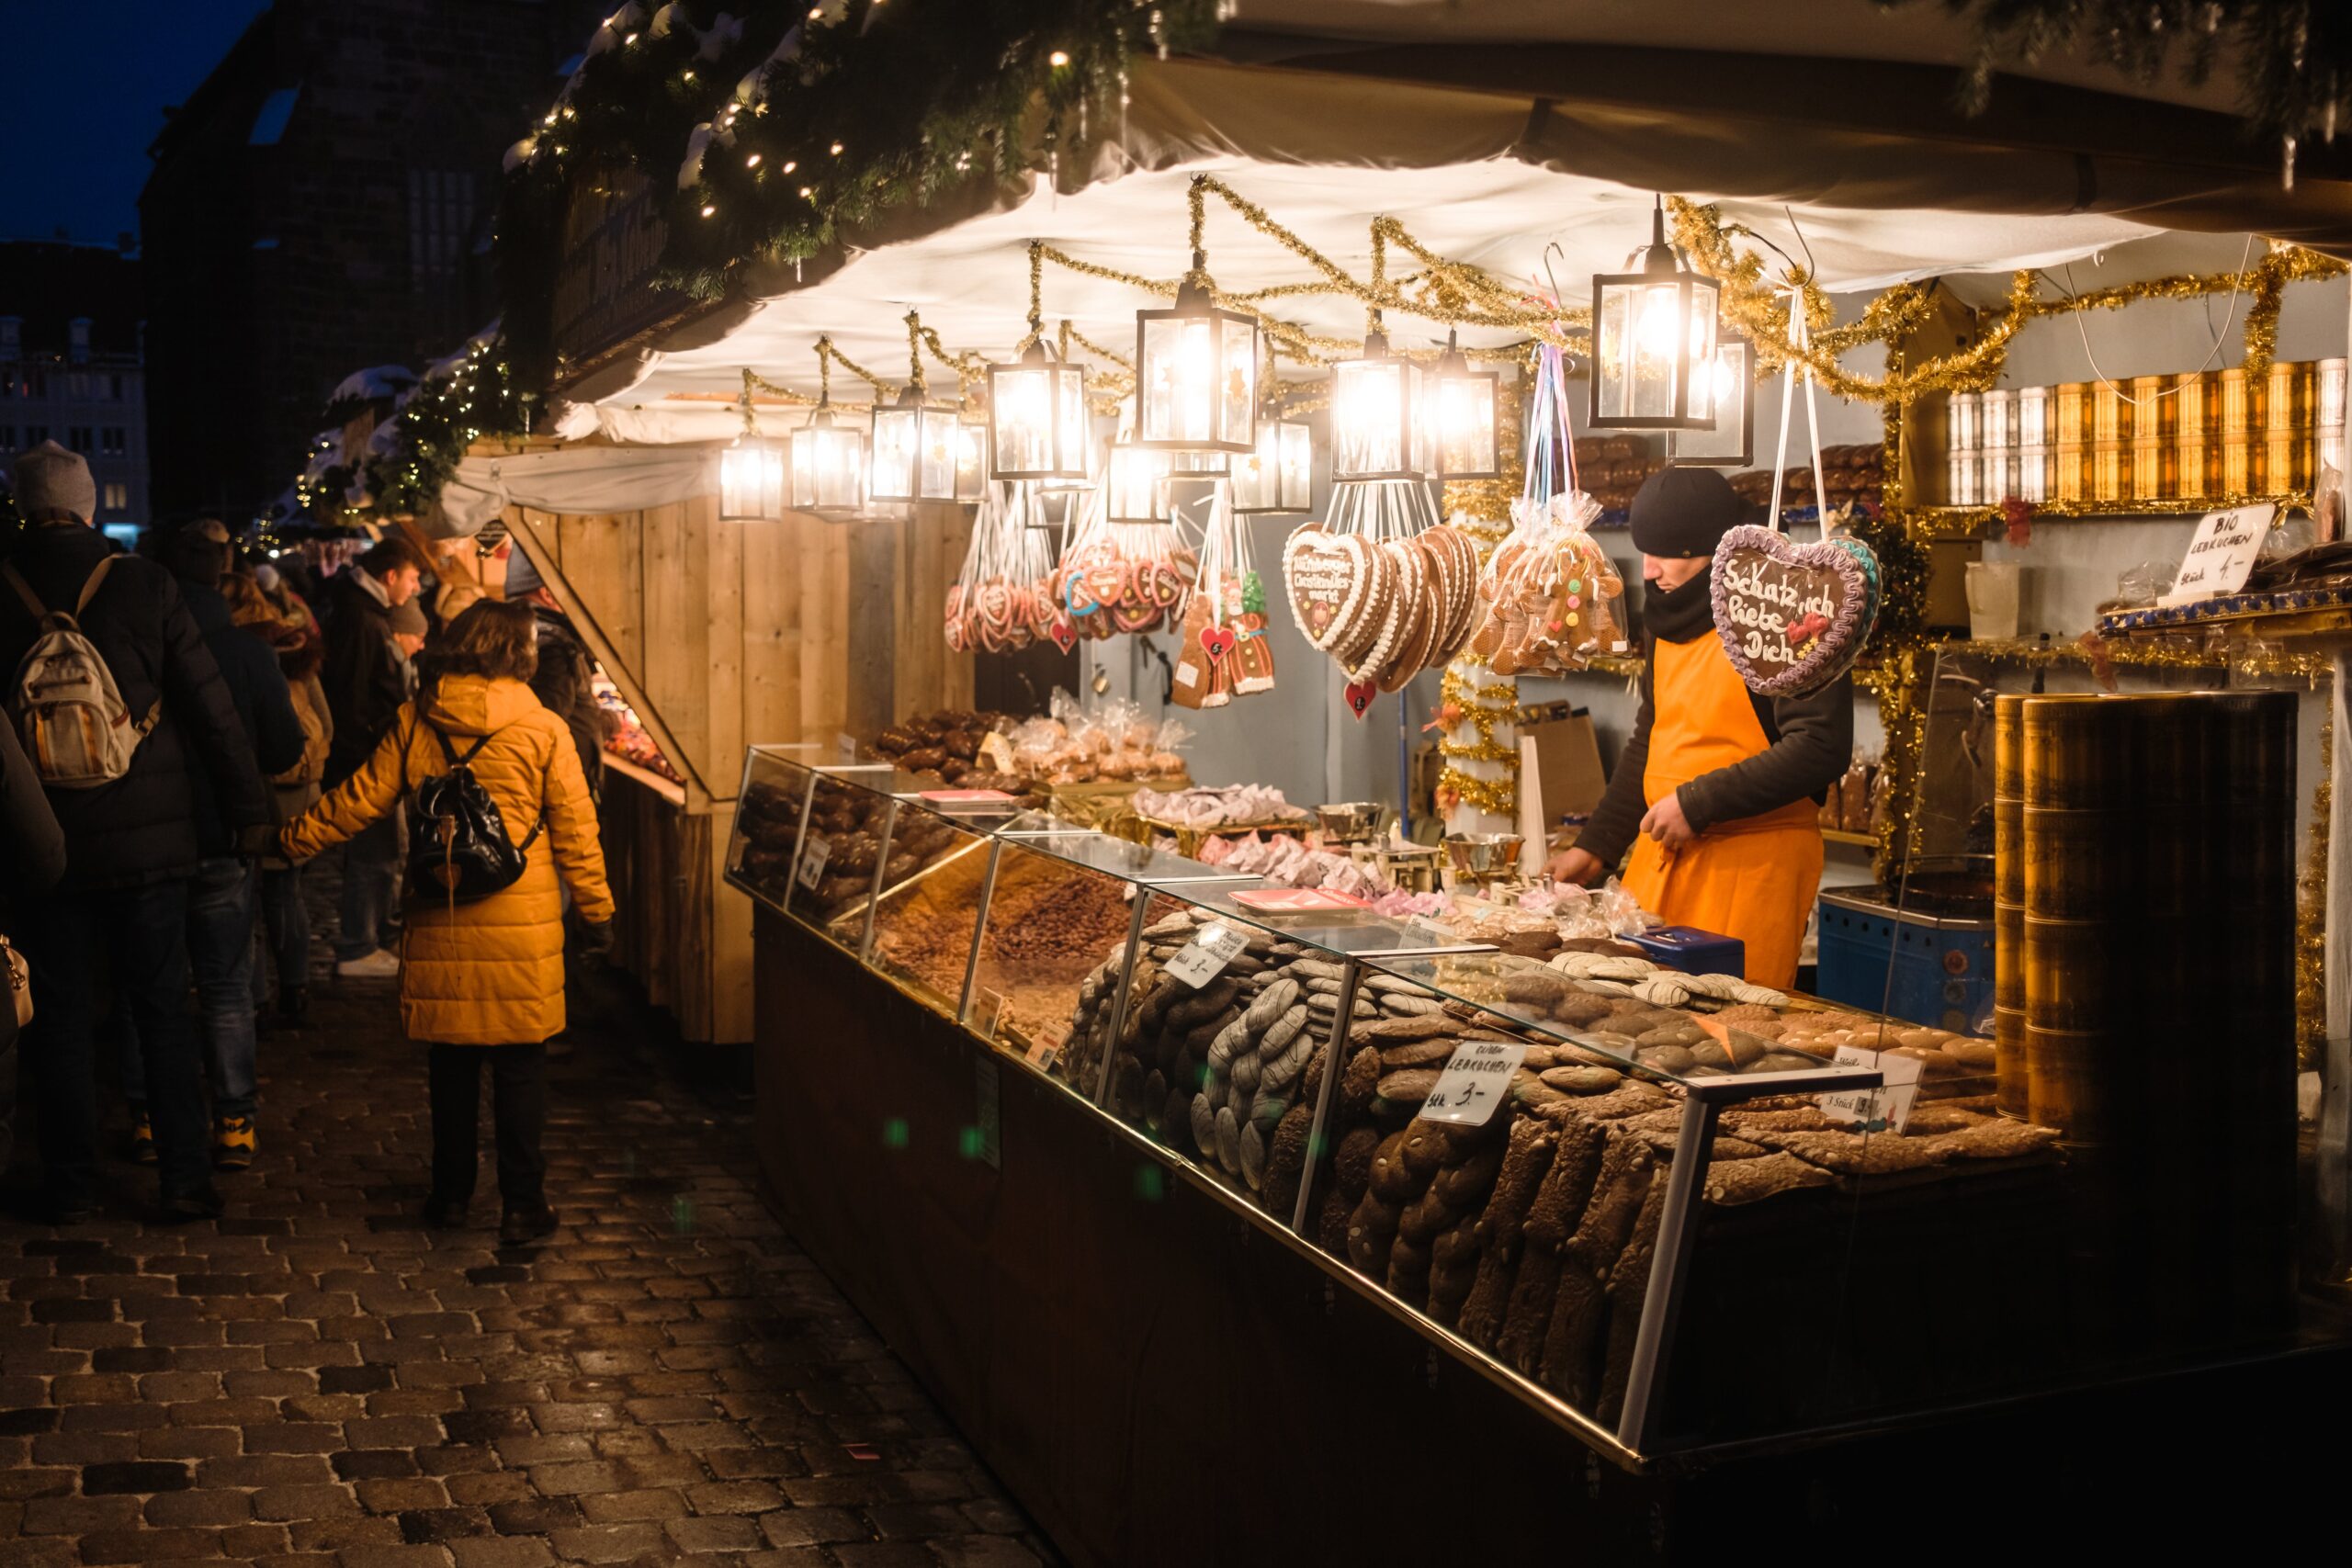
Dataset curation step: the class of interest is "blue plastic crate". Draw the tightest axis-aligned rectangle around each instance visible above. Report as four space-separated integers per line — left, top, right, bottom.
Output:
1815 888 1995 1032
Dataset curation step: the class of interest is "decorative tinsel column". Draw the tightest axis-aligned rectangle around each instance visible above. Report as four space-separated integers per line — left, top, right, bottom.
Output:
1436 370 1524 839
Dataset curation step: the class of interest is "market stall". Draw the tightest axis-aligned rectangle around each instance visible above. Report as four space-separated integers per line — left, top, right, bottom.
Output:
347 0 2352 1552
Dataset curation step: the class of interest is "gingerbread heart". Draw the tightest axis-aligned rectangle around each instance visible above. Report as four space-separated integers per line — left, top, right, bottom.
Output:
1344 677 1378 718
1200 623 1238 662
1710 525 1880 696
1283 526 1373 651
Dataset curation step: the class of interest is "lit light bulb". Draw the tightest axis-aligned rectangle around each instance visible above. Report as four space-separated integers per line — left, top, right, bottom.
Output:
1635 284 1683 360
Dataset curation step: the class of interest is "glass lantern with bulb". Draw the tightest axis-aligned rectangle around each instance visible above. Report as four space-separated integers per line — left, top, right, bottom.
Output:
789 344 866 518
1135 257 1258 452
868 386 960 503
719 369 786 521
1331 326 1434 481
1589 196 1721 431
986 341 1089 481
1433 331 1500 479
954 402 989 502
1667 336 1755 467
1104 440 1174 524
1232 417 1312 513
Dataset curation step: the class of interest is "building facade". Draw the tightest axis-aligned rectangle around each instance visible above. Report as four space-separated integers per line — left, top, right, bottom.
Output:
140 0 605 521
0 242 148 540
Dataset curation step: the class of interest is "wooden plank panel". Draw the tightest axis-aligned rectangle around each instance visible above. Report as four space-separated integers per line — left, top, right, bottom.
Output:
738 515 801 753
798 511 849 744
641 500 712 788
555 511 645 677
707 802 754 1043
702 495 746 784
940 506 977 710
845 514 899 736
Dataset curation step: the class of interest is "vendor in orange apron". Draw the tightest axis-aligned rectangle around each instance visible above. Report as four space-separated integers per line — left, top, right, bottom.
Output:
1544 468 1851 989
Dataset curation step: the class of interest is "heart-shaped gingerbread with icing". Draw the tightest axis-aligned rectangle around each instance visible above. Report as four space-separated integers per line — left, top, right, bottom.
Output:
1283 526 1373 652
1710 525 1880 697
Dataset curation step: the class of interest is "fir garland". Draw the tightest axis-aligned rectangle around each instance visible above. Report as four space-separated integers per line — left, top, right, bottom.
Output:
1885 1 2352 180
495 0 1223 386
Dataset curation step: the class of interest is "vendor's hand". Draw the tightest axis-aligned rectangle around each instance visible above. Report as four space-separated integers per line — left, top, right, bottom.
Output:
578 920 615 959
1545 847 1606 886
1639 790 1696 850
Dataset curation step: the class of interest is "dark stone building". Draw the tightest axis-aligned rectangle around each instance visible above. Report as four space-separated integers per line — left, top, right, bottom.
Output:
140 0 605 521
0 241 148 542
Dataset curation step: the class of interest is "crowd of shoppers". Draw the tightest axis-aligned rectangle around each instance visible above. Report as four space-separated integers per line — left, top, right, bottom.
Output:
0 441 611 1235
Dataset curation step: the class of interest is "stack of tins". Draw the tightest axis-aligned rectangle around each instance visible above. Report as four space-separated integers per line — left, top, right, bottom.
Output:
1992 697 2026 1120
2018 691 2299 1351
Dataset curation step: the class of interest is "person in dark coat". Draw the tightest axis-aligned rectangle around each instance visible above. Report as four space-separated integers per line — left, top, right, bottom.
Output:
113 523 303 1173
0 716 66 1176
318 536 424 977
504 549 605 803
0 443 272 1223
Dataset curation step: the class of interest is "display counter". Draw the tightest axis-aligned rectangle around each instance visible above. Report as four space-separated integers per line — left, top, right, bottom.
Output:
733 745 2352 1558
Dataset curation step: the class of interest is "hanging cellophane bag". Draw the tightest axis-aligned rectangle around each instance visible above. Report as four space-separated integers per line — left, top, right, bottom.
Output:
1472 344 1626 676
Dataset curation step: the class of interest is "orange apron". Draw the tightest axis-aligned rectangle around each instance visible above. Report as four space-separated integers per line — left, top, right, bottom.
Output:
1623 634 1824 990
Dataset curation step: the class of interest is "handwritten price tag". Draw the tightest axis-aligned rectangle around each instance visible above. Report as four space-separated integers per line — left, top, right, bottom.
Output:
797 835 831 891
1165 922 1250 988
1416 1040 1528 1127
2162 502 2277 606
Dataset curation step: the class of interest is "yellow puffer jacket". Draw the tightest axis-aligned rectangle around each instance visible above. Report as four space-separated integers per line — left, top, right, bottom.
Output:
281 675 615 1045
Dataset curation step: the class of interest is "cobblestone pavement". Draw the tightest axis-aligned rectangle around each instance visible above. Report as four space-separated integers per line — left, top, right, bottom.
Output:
0 904 1054 1567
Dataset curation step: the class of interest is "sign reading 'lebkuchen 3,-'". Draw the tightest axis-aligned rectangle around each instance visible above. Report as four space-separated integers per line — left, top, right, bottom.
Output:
1709 525 1873 697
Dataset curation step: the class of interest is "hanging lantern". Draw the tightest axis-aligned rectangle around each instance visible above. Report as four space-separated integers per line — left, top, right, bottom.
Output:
719 369 786 522
790 340 866 518
1433 330 1500 479
1134 257 1258 453
1105 440 1172 525
869 387 960 502
954 407 989 502
1331 327 1433 481
987 342 1090 481
1589 195 1720 431
1668 335 1755 468
1232 417 1311 514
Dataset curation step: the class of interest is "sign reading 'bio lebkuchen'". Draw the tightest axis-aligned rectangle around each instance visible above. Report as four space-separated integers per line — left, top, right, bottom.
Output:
1710 525 1876 697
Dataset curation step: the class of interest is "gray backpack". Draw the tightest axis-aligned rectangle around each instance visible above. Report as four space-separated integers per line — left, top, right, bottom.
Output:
5 558 160 789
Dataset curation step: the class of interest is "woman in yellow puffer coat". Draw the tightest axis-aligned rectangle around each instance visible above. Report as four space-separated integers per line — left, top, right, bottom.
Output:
281 599 613 1243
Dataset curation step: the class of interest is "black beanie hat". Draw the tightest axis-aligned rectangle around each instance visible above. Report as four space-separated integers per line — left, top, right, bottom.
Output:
1628 466 1747 558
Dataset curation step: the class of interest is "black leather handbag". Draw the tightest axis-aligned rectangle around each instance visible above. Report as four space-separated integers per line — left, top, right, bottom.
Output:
404 724 543 906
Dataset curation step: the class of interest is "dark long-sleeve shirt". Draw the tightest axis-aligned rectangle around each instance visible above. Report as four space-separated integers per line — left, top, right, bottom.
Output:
1575 639 1852 867
0 716 65 905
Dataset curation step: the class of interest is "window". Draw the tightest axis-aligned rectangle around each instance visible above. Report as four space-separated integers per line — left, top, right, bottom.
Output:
67 427 93 454
0 425 14 451
68 320 90 366
100 427 126 456
26 424 49 447
108 375 125 401
68 374 89 400
102 483 128 513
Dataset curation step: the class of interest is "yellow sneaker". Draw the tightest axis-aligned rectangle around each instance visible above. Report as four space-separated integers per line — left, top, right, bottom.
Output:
212 1114 256 1171
128 1113 156 1167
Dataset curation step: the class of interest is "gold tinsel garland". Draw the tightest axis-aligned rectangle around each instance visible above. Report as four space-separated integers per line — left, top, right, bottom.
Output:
1668 197 2350 406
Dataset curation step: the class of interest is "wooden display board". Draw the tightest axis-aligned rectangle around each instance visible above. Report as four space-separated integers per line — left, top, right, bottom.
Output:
502 494 975 1042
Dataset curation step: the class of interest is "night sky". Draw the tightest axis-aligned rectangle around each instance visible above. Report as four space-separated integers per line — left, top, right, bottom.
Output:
0 0 272 247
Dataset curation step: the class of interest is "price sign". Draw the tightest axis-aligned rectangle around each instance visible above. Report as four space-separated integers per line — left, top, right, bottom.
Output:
1416 1040 1528 1127
1165 922 1250 988
1816 1044 1922 1134
797 835 831 891
1408 914 1456 940
2161 502 2278 606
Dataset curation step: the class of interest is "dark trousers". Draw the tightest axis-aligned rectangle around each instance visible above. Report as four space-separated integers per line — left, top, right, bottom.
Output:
18 880 211 1207
251 863 309 1003
426 1043 547 1208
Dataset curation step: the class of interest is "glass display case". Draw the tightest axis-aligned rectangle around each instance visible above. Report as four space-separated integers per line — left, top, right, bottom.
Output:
737 737 2350 1461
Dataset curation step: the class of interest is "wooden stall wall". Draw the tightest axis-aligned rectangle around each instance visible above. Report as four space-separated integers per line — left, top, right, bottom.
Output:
499 494 974 1043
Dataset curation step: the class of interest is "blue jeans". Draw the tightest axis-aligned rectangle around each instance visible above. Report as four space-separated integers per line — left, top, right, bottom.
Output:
336 814 400 961
19 879 212 1208
122 858 261 1117
251 863 309 1004
187 858 259 1116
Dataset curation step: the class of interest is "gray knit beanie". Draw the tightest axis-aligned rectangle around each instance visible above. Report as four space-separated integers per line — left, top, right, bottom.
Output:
11 440 96 525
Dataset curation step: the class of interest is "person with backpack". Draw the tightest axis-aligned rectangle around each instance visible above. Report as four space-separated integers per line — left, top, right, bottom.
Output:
223 570 332 1025
279 598 612 1243
320 536 425 978
0 442 272 1224
110 525 304 1174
